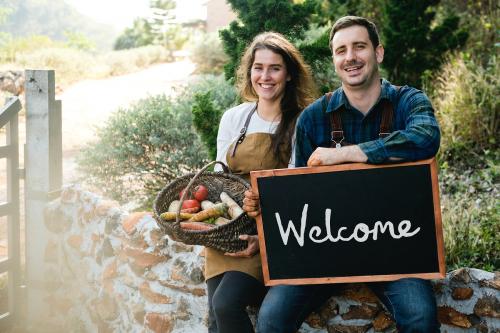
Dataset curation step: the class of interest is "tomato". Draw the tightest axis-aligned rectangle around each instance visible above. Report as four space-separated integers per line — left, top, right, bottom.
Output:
181 199 201 211
179 187 191 200
193 185 209 202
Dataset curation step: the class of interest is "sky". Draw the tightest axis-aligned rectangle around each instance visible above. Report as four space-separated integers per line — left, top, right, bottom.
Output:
64 0 207 30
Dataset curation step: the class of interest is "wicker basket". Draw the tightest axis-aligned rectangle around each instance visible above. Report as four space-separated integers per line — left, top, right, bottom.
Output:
153 161 256 253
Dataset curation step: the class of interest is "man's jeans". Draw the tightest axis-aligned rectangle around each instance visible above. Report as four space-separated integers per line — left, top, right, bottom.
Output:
256 278 440 333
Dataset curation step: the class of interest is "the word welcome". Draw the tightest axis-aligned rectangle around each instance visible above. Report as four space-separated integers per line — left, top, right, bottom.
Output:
275 204 420 247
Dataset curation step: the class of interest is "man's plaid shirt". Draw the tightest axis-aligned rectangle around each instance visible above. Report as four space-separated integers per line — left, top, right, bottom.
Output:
294 79 441 167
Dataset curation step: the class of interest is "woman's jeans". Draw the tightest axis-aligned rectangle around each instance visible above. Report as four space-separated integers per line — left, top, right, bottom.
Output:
256 278 440 333
207 271 267 333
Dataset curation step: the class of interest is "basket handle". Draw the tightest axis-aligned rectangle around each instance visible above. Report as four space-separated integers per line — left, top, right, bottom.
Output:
176 161 229 224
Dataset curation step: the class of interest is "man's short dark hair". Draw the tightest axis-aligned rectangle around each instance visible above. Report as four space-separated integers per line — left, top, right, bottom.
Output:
329 16 380 50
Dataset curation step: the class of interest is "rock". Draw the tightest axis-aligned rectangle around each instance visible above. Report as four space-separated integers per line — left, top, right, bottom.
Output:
449 268 472 284
474 295 500 318
452 287 474 300
327 323 371 333
480 275 500 290
95 200 119 216
175 297 191 321
319 297 340 323
67 235 83 250
170 259 204 284
341 303 379 320
105 212 122 234
102 260 118 280
145 313 174 333
149 229 164 247
123 246 166 269
158 280 206 297
145 270 159 281
122 212 150 235
102 238 115 258
0 70 25 95
139 282 172 304
44 206 72 233
340 284 379 303
372 311 394 331
437 306 472 328
60 187 79 204
305 312 324 328
94 293 119 321
171 242 194 252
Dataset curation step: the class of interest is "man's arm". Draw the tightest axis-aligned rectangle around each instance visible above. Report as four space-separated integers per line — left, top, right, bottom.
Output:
305 89 440 166
358 90 440 163
307 145 368 166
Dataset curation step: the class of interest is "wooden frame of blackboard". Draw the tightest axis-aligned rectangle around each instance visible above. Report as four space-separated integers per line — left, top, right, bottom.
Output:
250 158 446 286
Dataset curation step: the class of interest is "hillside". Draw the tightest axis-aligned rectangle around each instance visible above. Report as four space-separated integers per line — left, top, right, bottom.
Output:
0 0 118 50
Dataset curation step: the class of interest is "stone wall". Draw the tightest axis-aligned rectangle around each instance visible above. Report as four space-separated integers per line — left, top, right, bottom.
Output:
40 185 499 333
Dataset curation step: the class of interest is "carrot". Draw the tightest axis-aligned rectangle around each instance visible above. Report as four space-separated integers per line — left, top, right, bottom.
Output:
220 192 244 219
181 207 200 214
188 203 228 222
180 221 215 231
160 212 193 221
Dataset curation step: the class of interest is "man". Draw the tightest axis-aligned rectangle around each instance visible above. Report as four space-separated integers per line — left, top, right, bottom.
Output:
244 16 441 333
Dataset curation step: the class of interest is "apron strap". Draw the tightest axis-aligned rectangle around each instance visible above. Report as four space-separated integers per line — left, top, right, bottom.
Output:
230 104 257 157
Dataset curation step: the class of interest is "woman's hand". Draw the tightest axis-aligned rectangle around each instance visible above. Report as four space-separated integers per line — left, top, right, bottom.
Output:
243 189 261 217
224 234 260 258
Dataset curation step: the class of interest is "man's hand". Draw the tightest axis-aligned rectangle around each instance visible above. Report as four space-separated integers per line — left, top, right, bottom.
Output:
307 145 368 166
243 189 260 217
224 234 260 258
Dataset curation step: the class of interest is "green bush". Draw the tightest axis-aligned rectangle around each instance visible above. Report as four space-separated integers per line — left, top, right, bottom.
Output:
77 93 209 208
190 32 228 75
440 151 499 271
189 75 239 160
432 53 499 161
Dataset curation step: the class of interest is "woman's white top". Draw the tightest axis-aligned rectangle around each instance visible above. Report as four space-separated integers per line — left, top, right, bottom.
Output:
215 102 295 171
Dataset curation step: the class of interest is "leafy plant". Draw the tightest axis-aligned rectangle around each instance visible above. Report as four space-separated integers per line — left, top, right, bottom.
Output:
440 152 499 271
432 53 499 160
382 0 468 88
190 32 228 75
220 0 316 80
190 75 239 160
77 94 209 208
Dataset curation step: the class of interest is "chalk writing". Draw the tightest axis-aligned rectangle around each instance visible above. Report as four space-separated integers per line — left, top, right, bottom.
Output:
275 204 420 247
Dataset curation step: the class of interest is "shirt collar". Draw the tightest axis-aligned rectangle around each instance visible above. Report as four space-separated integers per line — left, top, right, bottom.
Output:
327 79 393 113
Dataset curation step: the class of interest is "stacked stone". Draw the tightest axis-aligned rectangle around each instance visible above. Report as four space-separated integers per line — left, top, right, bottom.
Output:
41 185 499 333
43 185 207 333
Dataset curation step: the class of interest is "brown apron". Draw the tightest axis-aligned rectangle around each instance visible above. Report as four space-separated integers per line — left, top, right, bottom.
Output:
205 114 289 281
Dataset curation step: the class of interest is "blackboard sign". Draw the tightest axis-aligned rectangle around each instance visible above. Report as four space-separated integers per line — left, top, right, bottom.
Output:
250 158 445 286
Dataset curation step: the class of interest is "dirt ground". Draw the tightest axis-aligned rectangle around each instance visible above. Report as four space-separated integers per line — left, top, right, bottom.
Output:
0 60 195 264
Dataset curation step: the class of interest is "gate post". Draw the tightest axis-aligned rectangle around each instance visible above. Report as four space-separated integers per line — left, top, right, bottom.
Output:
24 70 62 323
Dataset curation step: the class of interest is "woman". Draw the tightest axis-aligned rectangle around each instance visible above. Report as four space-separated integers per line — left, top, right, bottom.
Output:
207 32 316 333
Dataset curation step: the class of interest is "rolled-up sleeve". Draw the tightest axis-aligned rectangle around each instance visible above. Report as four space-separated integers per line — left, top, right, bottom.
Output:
359 91 440 163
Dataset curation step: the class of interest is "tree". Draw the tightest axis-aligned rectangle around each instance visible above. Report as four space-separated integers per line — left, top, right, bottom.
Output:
381 0 468 88
114 18 155 50
220 0 316 80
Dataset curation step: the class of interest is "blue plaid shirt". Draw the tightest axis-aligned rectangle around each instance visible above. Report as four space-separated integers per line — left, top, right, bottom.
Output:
295 79 440 167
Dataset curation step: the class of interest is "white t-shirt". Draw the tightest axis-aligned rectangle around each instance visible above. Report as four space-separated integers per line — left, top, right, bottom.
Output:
215 102 295 171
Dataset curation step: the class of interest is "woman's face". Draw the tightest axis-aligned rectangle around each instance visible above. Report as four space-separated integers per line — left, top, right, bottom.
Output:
250 49 290 103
